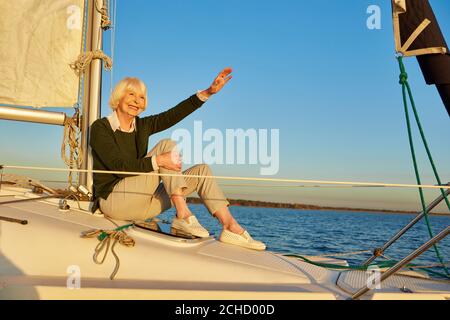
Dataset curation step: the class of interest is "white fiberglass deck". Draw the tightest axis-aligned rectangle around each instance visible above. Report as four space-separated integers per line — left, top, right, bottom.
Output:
1 186 449 300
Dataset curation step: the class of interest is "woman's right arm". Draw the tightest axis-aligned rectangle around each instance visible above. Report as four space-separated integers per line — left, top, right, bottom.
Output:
89 121 154 177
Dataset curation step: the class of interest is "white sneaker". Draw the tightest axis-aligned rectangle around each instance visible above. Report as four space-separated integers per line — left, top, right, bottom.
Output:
171 216 210 238
219 229 266 251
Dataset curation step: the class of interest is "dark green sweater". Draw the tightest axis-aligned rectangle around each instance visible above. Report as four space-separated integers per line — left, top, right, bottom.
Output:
89 94 204 203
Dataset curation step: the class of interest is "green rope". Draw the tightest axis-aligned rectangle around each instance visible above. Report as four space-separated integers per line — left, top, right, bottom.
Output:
428 270 447 278
284 254 449 278
399 58 450 211
98 223 134 241
284 254 397 270
397 56 449 277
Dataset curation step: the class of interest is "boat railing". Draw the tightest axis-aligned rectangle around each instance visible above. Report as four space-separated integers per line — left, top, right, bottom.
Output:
363 184 450 266
352 225 450 300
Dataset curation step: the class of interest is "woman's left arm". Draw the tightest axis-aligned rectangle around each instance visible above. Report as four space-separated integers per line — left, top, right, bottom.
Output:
142 67 233 134
142 94 204 134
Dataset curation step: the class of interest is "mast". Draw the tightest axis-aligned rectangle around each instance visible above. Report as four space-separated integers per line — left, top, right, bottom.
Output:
79 0 104 192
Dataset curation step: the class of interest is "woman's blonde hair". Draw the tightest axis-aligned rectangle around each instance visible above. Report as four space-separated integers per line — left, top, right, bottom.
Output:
109 77 148 110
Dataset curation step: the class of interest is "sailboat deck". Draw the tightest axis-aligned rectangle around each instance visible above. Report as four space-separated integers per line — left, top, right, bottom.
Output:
1 186 450 300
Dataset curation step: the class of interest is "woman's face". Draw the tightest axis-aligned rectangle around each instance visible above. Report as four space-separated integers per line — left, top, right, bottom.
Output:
117 87 146 118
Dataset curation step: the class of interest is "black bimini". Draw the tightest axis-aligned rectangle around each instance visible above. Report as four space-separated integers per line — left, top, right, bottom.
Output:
392 0 450 116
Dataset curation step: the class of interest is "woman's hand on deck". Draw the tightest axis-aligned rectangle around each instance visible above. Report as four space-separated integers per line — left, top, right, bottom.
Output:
156 151 182 172
199 67 233 99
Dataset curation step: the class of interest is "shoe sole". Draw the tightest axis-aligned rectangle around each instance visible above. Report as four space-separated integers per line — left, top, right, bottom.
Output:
219 237 266 251
170 226 210 238
170 227 201 239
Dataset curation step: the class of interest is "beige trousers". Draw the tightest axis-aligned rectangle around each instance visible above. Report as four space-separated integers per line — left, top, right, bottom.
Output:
99 139 230 221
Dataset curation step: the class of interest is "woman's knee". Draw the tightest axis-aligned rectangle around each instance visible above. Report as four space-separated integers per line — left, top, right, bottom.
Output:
146 139 178 158
194 163 212 175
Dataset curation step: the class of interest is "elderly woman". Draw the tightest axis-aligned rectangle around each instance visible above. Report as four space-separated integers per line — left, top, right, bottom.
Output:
89 68 265 250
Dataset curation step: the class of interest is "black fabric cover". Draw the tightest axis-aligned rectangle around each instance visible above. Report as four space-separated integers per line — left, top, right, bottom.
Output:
436 84 450 116
397 0 450 116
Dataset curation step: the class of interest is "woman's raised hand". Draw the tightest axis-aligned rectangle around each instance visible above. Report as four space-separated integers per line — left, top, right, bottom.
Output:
198 67 233 100
208 67 233 94
156 151 182 172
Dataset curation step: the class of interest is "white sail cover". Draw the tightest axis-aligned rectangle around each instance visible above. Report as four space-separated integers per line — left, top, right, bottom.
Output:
0 0 85 108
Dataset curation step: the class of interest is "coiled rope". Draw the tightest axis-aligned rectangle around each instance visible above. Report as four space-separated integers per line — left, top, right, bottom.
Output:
397 56 449 277
81 223 135 280
70 50 112 76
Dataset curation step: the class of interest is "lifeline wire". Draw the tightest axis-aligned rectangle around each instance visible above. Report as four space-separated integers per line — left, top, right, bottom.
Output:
2 165 449 190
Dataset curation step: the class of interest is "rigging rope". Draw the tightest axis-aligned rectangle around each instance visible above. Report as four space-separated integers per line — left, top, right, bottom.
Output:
219 183 387 188
398 58 450 211
110 0 117 95
61 111 83 186
31 180 397 189
64 0 89 187
94 0 112 30
285 254 395 271
75 0 89 111
2 165 449 190
284 254 449 278
397 56 449 277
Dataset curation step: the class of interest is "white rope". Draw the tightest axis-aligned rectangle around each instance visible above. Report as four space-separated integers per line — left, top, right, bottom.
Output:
2 165 449 190
219 183 386 188
34 181 397 189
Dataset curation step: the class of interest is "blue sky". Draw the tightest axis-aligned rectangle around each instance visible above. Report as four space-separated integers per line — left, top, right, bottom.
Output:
1 0 449 211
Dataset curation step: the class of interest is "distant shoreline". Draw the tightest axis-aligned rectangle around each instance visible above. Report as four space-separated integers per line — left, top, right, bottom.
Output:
186 197 450 216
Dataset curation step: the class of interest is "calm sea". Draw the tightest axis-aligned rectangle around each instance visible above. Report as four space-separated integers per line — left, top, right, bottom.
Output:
158 204 450 279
